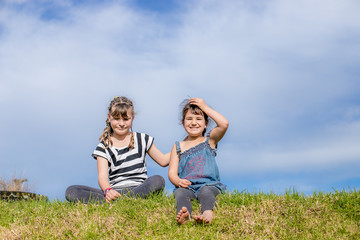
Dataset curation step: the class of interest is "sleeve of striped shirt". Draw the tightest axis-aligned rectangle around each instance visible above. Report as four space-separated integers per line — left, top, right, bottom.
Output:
145 134 154 152
91 142 108 160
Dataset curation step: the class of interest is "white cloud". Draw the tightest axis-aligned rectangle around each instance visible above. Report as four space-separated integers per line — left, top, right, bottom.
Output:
219 119 360 176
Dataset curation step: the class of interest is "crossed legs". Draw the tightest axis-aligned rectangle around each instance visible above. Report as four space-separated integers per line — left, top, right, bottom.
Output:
65 175 165 203
118 175 165 198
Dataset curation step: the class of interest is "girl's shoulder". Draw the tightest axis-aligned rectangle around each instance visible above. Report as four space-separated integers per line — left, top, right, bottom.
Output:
175 139 187 148
97 141 107 149
174 140 182 149
134 132 154 150
134 132 154 140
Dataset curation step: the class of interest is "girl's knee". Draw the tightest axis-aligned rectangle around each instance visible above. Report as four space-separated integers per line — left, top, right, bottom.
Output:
198 186 219 198
174 188 186 198
65 185 79 201
174 188 195 200
65 185 90 201
149 175 165 190
65 185 78 196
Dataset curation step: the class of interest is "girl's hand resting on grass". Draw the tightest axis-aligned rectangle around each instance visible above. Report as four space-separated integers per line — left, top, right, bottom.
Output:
105 189 121 202
178 179 192 188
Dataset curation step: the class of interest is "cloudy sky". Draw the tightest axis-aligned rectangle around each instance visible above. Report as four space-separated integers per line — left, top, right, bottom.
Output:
1 0 359 200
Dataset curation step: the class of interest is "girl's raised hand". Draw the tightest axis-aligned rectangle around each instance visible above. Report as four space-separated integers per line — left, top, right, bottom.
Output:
189 98 207 110
189 97 229 146
178 179 192 188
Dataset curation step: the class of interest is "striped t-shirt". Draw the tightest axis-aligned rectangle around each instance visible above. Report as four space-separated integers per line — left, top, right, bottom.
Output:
92 132 154 189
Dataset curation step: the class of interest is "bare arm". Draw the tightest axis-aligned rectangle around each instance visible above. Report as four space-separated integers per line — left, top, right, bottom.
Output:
147 143 170 167
168 144 191 188
97 156 121 202
189 98 229 147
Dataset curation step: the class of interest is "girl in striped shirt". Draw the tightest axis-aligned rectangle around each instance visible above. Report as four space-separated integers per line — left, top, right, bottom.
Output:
65 96 169 203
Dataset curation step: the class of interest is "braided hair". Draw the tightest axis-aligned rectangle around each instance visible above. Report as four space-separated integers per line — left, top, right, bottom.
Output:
99 96 135 149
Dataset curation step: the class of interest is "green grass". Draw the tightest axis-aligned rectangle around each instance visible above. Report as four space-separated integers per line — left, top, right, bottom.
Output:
1 189 359 239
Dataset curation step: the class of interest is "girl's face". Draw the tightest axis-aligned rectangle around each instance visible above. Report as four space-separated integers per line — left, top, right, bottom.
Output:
183 110 206 137
108 108 134 137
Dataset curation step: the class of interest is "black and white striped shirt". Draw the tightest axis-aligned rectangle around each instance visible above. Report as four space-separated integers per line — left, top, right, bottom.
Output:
92 132 154 189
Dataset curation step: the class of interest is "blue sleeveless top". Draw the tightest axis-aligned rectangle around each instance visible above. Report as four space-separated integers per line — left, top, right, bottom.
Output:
175 133 226 195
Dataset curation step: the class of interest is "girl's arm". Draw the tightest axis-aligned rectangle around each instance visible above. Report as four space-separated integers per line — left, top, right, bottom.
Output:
168 144 191 188
147 143 170 167
97 156 121 202
189 98 229 147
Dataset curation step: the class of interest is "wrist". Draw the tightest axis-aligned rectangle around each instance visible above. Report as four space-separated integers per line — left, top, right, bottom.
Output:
104 187 113 196
201 105 210 113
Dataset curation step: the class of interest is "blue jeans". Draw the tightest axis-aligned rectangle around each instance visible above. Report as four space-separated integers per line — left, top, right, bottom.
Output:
65 175 165 204
174 185 220 216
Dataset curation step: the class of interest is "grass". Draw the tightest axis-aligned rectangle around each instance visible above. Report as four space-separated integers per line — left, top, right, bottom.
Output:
0 175 29 192
1 189 359 239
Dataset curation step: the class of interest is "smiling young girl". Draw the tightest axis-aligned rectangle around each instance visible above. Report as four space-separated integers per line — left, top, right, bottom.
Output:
168 98 229 224
65 96 169 203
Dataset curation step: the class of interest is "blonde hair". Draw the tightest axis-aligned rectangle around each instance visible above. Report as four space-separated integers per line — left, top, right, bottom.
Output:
99 96 135 149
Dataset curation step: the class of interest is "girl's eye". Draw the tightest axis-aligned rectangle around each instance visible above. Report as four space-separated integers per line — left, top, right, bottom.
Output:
113 116 130 121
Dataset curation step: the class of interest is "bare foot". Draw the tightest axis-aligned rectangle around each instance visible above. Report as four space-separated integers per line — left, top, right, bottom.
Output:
193 210 214 224
176 207 191 225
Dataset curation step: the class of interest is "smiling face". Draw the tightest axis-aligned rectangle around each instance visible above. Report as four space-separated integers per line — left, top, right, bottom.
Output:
183 110 207 137
108 106 134 138
181 102 209 137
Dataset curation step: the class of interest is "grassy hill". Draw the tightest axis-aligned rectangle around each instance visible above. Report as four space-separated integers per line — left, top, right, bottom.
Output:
1 189 359 239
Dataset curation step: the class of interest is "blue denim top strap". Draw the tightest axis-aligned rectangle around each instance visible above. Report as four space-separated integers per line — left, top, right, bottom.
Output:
175 141 181 154
175 133 226 195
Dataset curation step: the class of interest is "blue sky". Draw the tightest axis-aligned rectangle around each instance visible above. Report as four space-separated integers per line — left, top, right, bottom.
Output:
0 0 359 200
